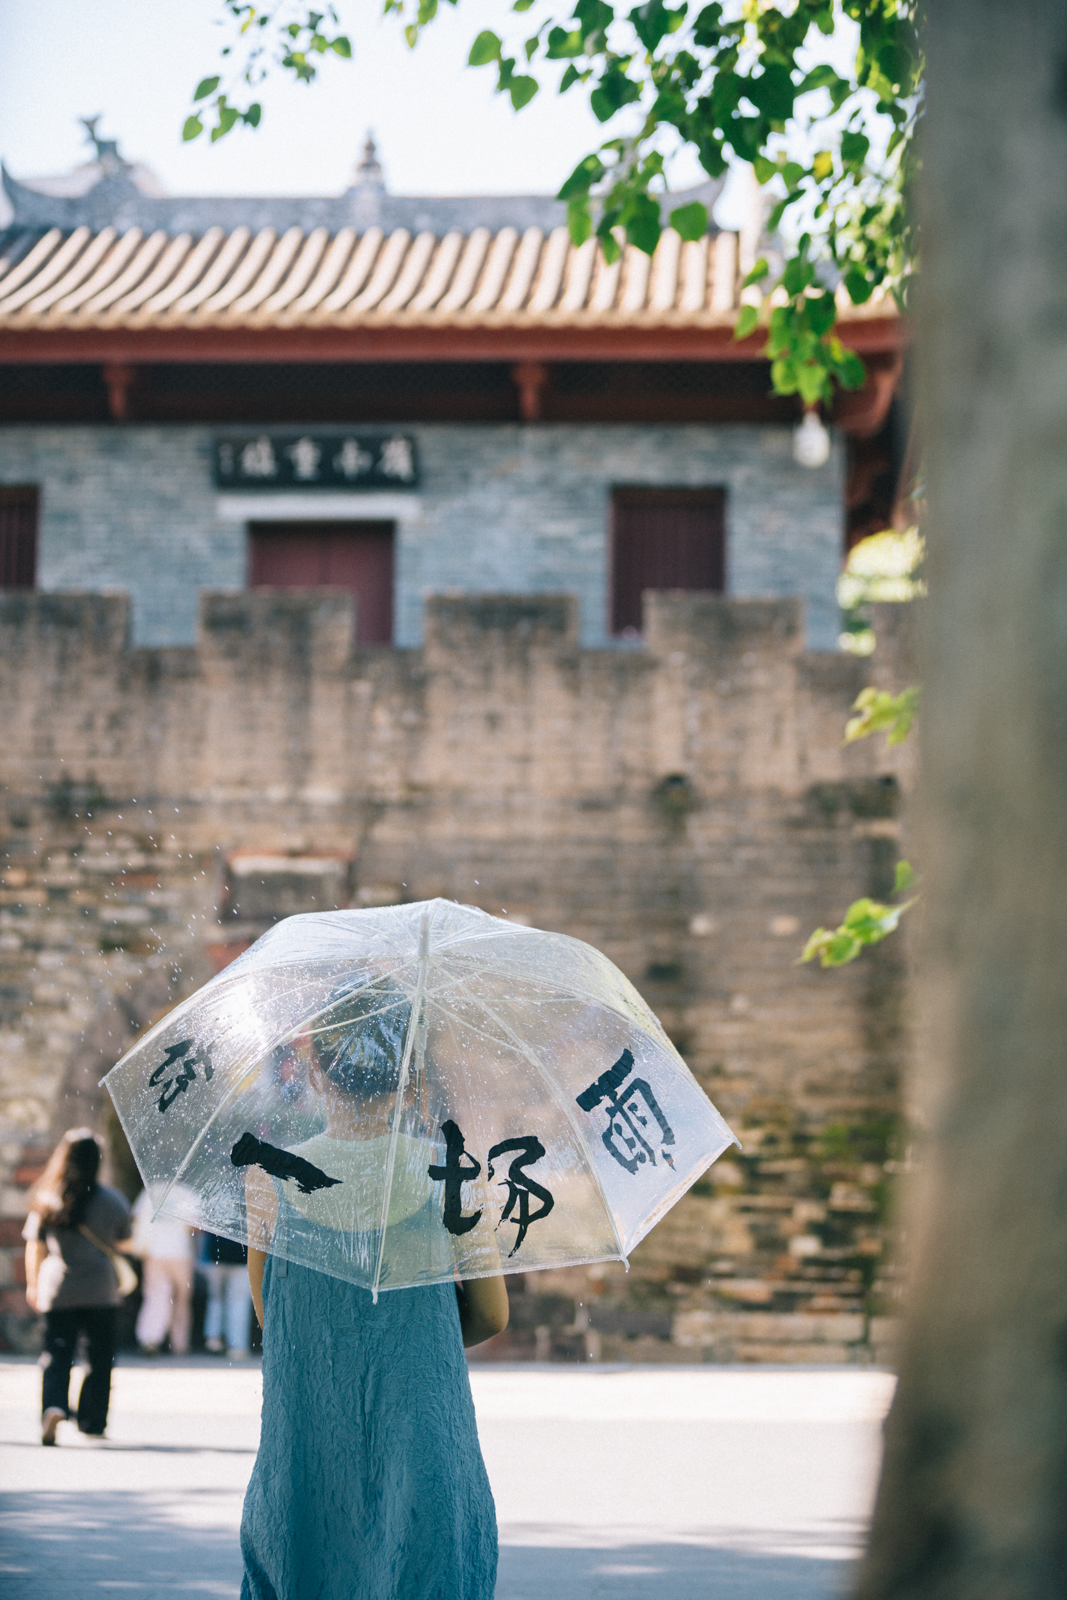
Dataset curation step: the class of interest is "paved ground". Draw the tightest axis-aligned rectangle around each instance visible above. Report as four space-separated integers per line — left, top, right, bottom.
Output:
0 1358 893 1598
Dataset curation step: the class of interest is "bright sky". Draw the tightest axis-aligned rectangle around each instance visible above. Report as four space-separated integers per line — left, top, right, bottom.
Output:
0 1 867 230
0 0 732 206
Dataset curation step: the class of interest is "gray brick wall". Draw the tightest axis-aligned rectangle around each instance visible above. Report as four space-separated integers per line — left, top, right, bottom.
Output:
0 422 844 650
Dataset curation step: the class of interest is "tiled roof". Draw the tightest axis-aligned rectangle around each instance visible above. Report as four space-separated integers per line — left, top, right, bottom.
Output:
0 222 762 328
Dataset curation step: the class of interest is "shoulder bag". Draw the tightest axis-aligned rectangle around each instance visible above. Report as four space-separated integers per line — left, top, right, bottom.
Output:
78 1223 139 1298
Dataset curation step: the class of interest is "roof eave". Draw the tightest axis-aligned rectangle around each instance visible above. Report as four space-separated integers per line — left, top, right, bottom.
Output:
0 311 907 364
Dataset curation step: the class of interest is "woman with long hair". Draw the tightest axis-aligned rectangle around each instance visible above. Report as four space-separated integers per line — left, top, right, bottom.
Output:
23 1128 131 1445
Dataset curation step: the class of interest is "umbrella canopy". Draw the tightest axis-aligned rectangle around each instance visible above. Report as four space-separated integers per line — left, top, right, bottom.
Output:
103 900 737 1297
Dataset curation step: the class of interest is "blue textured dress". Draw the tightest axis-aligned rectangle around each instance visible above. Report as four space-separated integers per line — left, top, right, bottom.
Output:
240 1196 498 1600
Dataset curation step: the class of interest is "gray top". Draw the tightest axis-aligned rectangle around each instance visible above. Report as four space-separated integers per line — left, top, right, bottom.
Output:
24 1184 132 1312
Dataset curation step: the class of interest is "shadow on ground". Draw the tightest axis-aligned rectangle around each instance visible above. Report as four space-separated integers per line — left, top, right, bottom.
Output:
497 1538 854 1599
1 1491 244 1598
1 1492 855 1600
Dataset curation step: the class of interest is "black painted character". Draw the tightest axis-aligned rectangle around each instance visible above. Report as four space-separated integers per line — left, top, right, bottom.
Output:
487 1137 555 1256
427 1120 483 1236
149 1038 214 1114
230 1132 341 1196
576 1048 676 1174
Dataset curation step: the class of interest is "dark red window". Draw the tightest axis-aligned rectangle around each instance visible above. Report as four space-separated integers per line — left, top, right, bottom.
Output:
0 486 39 589
610 487 726 635
248 521 395 644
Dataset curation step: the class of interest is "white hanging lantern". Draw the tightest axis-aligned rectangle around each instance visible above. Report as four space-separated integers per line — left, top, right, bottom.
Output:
793 408 831 468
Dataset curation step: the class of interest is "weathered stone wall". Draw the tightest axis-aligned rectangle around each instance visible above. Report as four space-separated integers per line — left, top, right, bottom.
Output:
0 422 845 650
0 588 913 1359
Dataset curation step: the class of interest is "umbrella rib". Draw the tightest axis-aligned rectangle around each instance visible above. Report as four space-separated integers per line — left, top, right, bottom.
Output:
372 909 435 1301
430 994 627 1265
426 958 661 1034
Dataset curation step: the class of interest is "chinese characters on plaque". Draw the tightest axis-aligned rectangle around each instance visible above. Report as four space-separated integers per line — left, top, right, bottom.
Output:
214 432 419 491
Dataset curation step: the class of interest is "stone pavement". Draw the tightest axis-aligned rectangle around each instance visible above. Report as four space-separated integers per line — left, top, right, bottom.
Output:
0 1358 893 1599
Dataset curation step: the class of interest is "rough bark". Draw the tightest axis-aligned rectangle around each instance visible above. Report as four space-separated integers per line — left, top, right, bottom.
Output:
855 2 1067 1594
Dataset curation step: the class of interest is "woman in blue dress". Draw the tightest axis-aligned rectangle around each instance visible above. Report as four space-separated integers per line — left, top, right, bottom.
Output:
240 985 508 1600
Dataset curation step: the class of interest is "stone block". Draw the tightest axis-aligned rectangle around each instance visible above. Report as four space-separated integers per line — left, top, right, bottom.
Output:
673 1310 867 1348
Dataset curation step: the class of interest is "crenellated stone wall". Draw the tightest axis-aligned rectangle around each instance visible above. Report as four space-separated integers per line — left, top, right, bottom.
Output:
0 587 914 1360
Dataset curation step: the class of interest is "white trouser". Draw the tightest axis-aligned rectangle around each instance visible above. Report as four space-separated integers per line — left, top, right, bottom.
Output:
136 1258 192 1354
203 1263 252 1351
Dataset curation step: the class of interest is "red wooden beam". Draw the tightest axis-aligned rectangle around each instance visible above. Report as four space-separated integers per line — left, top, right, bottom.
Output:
0 316 907 366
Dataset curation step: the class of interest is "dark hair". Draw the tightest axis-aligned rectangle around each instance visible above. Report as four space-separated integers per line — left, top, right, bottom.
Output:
312 981 409 1100
32 1128 103 1229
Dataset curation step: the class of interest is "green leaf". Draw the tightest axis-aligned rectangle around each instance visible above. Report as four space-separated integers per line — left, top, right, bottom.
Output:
558 152 606 200
796 362 828 406
182 114 204 142
669 201 708 241
559 63 583 92
597 219 622 262
513 0 537 10
799 927 833 964
567 197 594 245
734 303 760 341
770 355 798 393
468 29 503 65
753 154 776 185
798 63 843 96
807 291 836 337
330 34 352 56
629 0 682 54
508 73 539 109
844 685 920 746
590 67 642 122
623 192 662 255
844 266 873 305
741 256 769 288
835 347 867 390
745 61 795 121
780 254 814 296
766 195 792 232
193 76 221 102
574 0 616 37
894 860 916 895
800 883 917 967
546 25 585 57
840 129 871 168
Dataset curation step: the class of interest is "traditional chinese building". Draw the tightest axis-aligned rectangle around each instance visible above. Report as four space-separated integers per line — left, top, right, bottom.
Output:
0 132 912 1362
0 132 904 650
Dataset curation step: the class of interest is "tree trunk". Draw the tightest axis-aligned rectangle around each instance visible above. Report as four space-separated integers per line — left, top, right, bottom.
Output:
855 3 1067 1594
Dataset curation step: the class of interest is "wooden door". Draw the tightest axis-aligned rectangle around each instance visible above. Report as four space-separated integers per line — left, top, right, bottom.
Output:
0 486 38 589
248 520 395 644
610 488 726 635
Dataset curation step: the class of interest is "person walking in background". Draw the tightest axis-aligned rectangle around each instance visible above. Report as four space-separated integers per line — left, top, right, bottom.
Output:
23 1128 131 1445
130 1182 196 1356
200 1230 253 1359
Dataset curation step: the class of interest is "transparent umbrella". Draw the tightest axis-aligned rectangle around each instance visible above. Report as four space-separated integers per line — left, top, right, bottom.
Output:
103 900 738 1298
